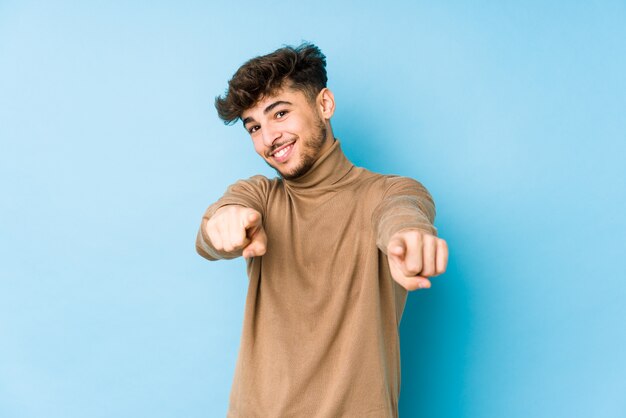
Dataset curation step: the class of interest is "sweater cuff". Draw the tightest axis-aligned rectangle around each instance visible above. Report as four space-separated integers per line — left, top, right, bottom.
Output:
375 196 437 253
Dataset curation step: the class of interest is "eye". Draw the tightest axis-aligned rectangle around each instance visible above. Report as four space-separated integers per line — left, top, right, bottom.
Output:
275 110 288 119
248 125 260 134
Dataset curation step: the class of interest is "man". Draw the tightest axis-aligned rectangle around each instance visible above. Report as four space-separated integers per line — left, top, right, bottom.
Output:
196 43 448 418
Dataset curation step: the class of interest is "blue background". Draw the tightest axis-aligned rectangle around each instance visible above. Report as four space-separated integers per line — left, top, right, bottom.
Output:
1 1 625 417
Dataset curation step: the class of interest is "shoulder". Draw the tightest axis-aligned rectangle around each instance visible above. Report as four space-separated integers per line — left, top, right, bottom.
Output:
225 174 279 194
216 175 283 214
382 176 431 197
355 169 430 199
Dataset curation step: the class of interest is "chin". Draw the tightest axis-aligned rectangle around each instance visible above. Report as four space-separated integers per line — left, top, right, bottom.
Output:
280 159 316 180
278 166 302 180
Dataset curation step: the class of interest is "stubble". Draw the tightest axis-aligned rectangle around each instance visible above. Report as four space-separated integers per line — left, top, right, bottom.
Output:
271 117 328 180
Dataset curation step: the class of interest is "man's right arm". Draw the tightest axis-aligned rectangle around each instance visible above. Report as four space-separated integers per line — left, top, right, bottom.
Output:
195 175 270 261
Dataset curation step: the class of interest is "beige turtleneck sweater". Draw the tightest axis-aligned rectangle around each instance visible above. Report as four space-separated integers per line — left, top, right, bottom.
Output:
196 139 437 418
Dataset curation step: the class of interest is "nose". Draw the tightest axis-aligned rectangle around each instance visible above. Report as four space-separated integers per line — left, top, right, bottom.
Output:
261 124 282 147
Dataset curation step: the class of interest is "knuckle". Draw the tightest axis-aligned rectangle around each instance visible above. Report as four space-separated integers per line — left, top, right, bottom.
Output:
421 266 435 277
406 267 420 276
405 260 422 275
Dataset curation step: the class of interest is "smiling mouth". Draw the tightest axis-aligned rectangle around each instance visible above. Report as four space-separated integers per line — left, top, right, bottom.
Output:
269 140 296 162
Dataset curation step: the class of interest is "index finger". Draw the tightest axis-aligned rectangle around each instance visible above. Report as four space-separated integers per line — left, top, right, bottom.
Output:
242 209 262 229
387 237 406 260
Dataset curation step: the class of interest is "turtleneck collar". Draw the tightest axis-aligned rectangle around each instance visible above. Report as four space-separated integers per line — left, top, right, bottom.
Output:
283 138 354 190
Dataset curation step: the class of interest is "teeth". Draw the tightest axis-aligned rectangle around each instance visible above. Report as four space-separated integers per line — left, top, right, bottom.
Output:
275 144 291 158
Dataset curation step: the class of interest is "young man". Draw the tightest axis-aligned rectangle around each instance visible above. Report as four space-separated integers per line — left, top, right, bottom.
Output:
196 43 448 418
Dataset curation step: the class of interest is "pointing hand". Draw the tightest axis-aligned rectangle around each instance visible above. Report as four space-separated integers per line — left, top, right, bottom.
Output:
205 205 267 258
387 229 448 291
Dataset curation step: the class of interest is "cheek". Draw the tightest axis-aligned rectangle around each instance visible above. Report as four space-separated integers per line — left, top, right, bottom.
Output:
252 138 265 157
288 118 307 133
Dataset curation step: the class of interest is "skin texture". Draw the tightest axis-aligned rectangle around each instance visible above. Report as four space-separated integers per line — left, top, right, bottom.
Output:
206 84 449 290
206 205 267 259
387 229 448 290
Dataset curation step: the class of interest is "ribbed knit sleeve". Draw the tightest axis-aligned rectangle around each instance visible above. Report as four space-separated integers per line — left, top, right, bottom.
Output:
195 175 271 261
372 176 437 254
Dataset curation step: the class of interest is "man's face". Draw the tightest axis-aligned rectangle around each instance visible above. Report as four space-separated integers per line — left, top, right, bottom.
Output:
241 86 333 180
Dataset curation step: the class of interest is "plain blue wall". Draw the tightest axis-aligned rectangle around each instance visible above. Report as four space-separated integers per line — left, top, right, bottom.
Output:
1 1 625 417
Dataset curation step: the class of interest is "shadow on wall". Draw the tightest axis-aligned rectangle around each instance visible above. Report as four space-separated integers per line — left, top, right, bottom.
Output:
337 105 472 418
399 251 471 418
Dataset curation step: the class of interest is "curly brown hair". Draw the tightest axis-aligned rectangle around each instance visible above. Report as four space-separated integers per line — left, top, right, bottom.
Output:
215 42 328 125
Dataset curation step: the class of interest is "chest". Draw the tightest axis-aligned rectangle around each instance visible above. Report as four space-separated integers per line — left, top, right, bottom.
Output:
259 179 387 272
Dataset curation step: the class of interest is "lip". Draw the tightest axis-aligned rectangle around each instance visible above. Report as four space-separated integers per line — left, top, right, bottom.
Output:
269 140 296 163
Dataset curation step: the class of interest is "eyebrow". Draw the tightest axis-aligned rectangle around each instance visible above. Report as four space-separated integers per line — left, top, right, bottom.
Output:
242 100 293 127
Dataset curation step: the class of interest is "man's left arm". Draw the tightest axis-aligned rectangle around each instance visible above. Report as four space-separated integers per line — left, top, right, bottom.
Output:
372 177 449 291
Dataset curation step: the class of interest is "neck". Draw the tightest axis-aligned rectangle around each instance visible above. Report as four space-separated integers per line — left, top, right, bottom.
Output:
317 124 335 155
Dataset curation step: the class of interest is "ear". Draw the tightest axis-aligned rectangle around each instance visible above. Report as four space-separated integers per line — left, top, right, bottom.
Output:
317 88 335 120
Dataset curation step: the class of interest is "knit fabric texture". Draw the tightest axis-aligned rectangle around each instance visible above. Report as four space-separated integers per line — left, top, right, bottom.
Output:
196 139 437 418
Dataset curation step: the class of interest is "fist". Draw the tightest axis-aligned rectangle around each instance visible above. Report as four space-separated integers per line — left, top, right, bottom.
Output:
205 205 267 258
387 229 448 291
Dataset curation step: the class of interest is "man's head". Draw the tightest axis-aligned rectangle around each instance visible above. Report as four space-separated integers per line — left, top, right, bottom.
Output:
215 43 328 124
215 43 336 180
